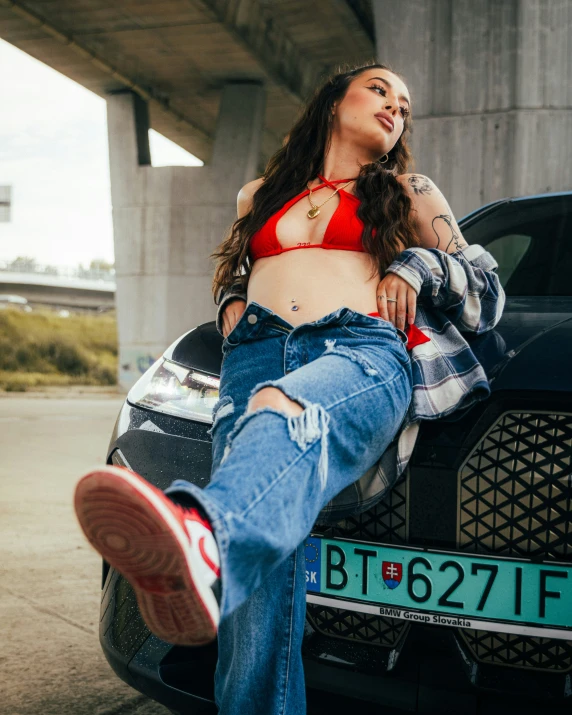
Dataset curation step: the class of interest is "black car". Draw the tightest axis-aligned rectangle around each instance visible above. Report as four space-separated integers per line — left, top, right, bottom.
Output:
100 191 572 714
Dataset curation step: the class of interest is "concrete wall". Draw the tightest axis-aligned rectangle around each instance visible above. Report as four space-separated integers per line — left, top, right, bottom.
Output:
107 82 265 390
373 0 572 218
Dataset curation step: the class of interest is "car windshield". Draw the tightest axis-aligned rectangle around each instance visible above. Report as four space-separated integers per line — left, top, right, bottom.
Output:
461 195 572 296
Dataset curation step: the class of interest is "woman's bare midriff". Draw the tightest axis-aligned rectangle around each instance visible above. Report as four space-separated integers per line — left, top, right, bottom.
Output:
245 184 381 326
247 249 380 326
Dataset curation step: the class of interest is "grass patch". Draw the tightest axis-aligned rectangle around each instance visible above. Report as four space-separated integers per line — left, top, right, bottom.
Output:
0 307 118 391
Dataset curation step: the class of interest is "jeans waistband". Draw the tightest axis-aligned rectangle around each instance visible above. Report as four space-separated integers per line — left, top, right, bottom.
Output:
223 301 401 346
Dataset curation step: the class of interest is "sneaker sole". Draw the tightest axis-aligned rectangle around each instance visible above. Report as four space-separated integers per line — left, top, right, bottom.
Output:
74 465 219 646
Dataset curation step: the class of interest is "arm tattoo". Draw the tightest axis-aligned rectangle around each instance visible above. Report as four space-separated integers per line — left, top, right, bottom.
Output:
431 214 464 252
408 174 433 195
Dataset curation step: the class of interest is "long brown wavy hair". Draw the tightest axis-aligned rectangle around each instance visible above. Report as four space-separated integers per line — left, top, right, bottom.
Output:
211 60 419 302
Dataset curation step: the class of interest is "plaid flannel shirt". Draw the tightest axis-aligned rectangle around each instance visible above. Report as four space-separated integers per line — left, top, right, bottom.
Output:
215 244 506 524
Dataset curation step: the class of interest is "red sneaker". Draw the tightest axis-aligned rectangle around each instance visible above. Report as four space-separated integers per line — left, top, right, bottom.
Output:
74 465 220 646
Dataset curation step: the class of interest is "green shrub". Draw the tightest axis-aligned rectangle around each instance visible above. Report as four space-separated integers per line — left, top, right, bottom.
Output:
5 381 27 392
0 307 118 388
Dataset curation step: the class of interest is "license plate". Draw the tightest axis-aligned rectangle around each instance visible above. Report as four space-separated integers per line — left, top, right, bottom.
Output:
305 536 572 640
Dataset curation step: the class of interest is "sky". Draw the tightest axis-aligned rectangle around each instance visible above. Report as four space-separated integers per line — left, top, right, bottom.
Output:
0 38 202 270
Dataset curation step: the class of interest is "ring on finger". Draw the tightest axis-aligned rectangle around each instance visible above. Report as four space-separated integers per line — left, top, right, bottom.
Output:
386 298 398 303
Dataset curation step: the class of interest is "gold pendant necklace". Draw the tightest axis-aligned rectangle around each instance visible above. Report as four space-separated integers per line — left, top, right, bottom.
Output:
306 177 356 220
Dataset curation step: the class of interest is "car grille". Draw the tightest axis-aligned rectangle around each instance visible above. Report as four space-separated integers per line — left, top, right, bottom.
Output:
306 604 409 648
313 469 408 544
458 629 572 672
308 474 409 647
457 411 572 672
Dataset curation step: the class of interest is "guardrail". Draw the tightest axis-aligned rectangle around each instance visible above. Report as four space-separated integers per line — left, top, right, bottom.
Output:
0 260 115 283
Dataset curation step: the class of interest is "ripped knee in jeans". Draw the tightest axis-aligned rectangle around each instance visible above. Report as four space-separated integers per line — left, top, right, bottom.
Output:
220 381 331 492
246 386 304 417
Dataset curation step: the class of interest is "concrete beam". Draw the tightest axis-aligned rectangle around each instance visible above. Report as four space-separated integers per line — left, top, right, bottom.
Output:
0 0 374 166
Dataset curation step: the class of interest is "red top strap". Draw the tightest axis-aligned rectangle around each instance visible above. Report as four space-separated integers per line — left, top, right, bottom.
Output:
316 173 357 190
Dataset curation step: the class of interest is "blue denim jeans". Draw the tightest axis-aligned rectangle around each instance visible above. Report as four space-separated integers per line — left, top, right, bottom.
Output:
165 301 413 715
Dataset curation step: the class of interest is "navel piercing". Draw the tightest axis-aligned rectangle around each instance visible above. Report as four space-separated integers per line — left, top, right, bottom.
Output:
291 298 299 311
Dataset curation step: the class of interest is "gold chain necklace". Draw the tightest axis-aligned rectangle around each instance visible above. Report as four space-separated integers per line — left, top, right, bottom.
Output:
305 177 356 219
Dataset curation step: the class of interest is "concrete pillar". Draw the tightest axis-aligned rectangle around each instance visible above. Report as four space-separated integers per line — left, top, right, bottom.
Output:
373 0 572 217
107 82 265 390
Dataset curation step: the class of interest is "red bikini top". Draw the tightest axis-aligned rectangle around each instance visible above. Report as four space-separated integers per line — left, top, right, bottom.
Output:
248 174 431 351
249 174 372 262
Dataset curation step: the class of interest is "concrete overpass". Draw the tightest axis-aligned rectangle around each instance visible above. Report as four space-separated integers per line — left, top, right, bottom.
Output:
0 271 115 311
1 0 571 388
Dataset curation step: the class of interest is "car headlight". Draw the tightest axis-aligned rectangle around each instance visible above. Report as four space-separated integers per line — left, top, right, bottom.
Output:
127 357 220 423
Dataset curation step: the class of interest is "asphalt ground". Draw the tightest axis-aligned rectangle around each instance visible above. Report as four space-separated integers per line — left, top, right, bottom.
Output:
0 390 407 715
0 390 171 715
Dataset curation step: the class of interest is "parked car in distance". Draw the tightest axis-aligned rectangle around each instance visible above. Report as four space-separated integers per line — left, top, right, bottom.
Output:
100 191 572 714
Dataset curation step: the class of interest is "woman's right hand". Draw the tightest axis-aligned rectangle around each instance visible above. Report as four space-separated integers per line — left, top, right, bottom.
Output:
222 299 247 338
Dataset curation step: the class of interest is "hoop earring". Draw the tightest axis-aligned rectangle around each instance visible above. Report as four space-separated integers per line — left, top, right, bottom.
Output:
380 153 389 164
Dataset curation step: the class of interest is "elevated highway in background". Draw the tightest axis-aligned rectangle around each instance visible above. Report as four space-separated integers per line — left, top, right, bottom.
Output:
0 271 115 311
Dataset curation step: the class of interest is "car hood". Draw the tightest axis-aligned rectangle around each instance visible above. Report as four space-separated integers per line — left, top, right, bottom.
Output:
166 296 572 394
468 297 572 392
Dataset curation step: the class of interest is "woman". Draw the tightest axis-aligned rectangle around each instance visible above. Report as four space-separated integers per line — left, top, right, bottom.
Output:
74 62 504 714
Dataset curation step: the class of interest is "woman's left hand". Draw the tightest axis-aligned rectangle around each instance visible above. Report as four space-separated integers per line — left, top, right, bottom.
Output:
376 274 417 330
